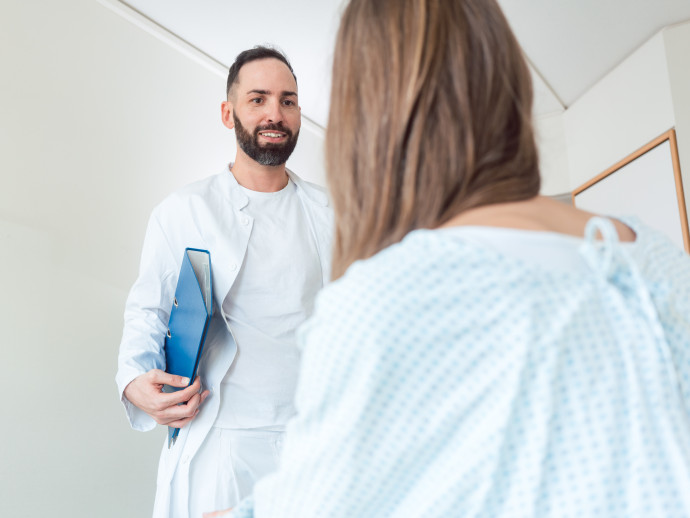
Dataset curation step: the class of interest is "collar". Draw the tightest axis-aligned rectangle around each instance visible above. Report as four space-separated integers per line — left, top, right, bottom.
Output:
225 164 249 210
224 163 329 208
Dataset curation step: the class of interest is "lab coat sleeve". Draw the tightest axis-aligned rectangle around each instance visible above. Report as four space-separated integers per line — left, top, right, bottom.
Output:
116 207 179 431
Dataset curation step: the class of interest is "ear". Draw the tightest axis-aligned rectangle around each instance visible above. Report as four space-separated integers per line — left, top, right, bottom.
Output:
221 101 235 130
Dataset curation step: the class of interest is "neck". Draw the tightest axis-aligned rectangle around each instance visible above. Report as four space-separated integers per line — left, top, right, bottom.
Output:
230 150 289 192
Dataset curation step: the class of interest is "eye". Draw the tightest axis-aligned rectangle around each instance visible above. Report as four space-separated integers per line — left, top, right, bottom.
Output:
250 97 263 104
282 99 296 106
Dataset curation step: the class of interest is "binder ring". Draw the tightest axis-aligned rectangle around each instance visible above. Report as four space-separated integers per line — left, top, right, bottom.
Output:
167 329 171 338
174 298 178 307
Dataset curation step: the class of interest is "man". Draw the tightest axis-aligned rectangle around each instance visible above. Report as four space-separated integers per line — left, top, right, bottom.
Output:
116 46 333 518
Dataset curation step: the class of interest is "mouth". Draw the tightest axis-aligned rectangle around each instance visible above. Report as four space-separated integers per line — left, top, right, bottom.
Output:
258 130 288 143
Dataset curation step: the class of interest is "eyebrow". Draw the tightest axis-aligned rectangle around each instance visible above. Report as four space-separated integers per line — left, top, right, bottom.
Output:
246 89 297 97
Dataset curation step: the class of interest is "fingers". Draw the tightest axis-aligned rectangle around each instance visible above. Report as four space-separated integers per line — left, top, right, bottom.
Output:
154 406 197 427
156 393 201 423
147 368 191 388
165 409 200 428
160 376 203 407
153 388 211 426
125 369 211 427
203 509 233 518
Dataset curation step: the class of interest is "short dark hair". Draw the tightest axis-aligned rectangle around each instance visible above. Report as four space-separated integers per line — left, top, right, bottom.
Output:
226 46 297 98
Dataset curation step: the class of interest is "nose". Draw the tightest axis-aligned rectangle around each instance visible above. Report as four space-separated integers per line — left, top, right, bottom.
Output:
264 99 284 124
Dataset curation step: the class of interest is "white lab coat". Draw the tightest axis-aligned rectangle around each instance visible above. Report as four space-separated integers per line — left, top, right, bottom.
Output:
116 166 333 518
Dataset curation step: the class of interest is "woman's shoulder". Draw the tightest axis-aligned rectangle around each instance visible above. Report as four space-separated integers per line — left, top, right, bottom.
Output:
338 230 476 284
317 230 494 320
622 218 690 283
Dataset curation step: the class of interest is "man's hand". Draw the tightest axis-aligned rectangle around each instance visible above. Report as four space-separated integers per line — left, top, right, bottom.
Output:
203 509 232 517
123 369 210 428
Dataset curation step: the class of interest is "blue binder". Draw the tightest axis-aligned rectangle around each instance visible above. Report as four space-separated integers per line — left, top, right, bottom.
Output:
163 248 213 447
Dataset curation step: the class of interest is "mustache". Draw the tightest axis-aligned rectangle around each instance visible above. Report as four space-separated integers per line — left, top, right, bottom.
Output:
254 123 293 138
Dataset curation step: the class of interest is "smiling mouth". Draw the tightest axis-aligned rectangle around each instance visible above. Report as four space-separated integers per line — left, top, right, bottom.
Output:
259 131 286 139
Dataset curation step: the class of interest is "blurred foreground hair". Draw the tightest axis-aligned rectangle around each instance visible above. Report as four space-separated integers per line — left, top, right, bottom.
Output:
326 0 541 279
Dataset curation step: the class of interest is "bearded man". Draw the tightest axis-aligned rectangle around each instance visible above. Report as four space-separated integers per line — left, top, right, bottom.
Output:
116 46 333 518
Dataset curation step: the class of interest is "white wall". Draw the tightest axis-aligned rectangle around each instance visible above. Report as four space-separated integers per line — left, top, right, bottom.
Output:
664 22 690 208
0 0 326 516
541 20 690 239
562 31 676 190
534 112 570 195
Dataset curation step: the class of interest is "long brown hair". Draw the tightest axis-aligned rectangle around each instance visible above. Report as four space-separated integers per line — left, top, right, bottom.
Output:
326 0 541 279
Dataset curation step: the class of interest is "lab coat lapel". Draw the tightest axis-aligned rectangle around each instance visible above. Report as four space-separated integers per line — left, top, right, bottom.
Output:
203 170 250 311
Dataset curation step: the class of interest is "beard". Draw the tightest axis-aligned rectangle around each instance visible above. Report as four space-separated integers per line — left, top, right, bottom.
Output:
233 113 299 166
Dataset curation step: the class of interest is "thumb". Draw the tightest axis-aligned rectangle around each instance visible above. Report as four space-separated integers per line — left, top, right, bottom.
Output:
148 368 190 387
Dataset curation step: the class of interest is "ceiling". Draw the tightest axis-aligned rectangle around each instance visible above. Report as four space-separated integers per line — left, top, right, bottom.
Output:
120 0 690 127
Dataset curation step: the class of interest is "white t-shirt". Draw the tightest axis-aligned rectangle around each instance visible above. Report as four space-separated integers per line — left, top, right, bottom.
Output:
215 179 323 429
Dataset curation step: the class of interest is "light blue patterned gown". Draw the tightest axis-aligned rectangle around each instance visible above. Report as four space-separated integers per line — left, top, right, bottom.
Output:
231 217 690 518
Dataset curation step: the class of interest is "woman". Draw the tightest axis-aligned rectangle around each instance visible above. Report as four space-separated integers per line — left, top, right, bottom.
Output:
217 0 690 516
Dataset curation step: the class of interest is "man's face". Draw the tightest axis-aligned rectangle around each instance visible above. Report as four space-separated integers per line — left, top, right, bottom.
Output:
225 58 301 166
232 110 299 167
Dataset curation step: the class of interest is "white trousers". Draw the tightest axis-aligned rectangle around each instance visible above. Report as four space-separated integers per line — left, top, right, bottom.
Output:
170 427 285 518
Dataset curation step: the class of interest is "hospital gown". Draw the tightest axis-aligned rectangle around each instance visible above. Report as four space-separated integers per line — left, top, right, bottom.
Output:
231 217 690 518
